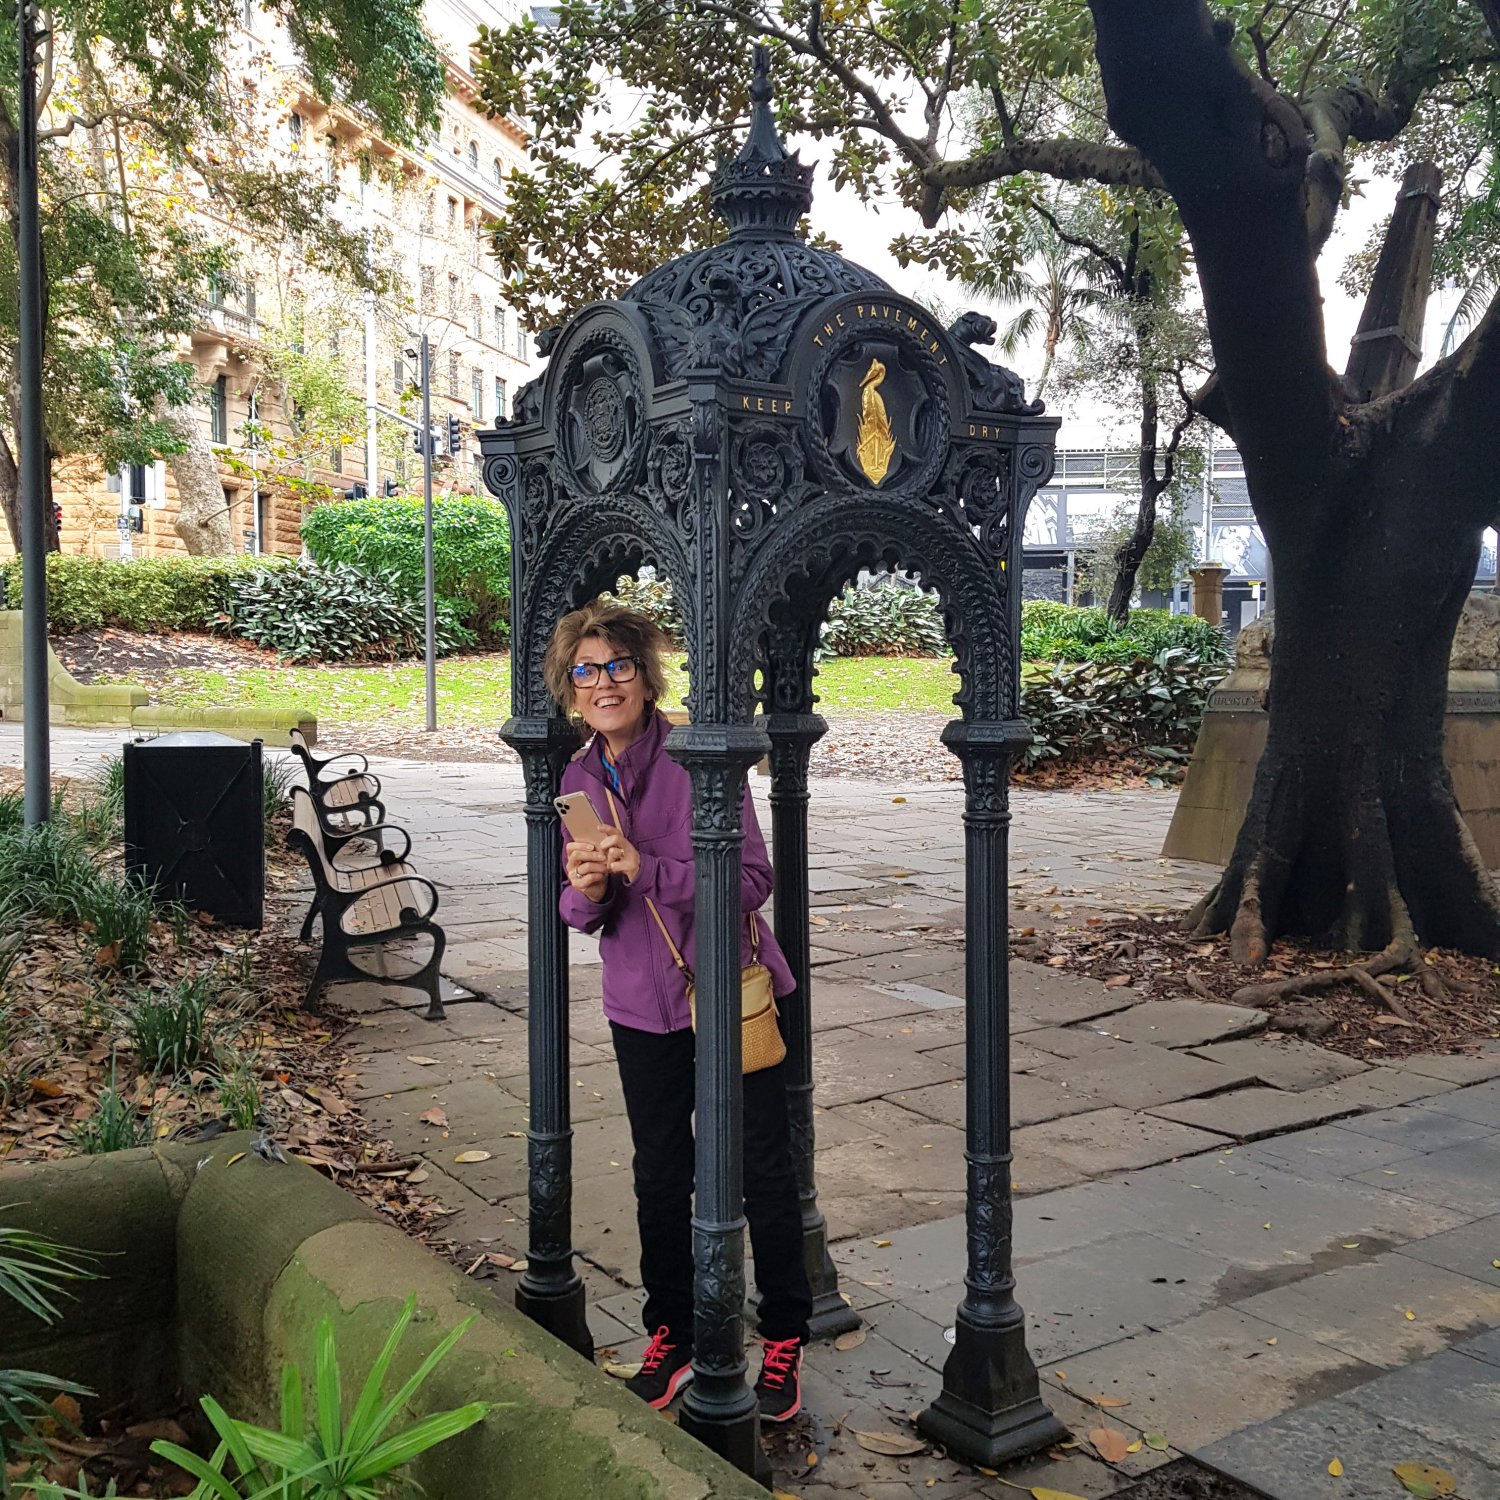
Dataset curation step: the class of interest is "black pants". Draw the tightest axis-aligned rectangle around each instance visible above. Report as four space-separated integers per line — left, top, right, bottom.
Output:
610 1021 812 1344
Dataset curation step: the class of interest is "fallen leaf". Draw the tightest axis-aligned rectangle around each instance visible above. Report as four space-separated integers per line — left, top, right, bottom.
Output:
125 1417 191 1444
226 1152 246 1167
1126 1440 1143 1454
1089 1427 1131 1464
805 1452 819 1467
1144 1433 1169 1451
486 1253 516 1269
507 1259 528 1272
407 1056 440 1066
1328 1457 1344 1477
29 1079 65 1100
1266 1337 1278 1346
1405 1308 1416 1321
1087 1395 1130 1409
834 1330 866 1351
1392 1463 1457 1498
50 1395 82 1429
418 1107 448 1126
1342 1243 1359 1249
852 1430 927 1456
454 1151 492 1163
94 940 121 967
1031 1490 1089 1500
405 1168 429 1184
874 1239 893 1248
603 1361 641 1380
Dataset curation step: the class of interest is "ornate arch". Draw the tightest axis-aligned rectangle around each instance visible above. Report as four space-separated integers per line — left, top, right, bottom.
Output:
729 493 1013 724
511 495 695 716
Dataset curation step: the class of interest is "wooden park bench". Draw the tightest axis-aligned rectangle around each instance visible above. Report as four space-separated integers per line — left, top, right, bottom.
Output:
288 728 385 830
287 786 446 1020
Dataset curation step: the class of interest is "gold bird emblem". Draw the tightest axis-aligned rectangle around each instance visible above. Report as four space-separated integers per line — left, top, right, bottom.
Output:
855 359 897 486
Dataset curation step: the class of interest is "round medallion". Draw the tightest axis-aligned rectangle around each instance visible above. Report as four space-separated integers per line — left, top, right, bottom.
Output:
584 377 626 461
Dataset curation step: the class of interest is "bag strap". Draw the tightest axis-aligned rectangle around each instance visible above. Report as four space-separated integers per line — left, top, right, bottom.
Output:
605 785 694 982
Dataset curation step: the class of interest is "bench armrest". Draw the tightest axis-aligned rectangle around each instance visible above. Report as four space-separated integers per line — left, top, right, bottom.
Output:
337 876 441 936
316 752 373 781
332 824 413 868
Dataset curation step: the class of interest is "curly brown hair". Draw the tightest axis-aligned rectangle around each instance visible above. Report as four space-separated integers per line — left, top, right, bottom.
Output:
544 601 673 712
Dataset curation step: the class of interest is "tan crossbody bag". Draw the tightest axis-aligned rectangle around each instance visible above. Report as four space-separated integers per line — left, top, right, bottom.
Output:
605 787 786 1074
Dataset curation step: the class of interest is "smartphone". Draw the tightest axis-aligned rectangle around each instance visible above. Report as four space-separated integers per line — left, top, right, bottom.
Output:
555 791 610 844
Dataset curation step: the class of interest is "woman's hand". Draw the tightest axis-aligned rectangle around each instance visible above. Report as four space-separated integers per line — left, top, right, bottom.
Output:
565 840 609 902
597 827 641 884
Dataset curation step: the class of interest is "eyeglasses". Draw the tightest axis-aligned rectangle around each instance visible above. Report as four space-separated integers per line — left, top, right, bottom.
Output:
570 656 639 688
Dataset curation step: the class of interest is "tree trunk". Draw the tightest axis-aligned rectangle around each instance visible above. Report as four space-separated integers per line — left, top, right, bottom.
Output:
158 392 234 555
1104 483 1161 624
1191 468 1500 963
0 429 19 552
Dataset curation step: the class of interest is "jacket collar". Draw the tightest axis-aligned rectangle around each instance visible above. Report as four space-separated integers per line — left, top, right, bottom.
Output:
577 709 668 799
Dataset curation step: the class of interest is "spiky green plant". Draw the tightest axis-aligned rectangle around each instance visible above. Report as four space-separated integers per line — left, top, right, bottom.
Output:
152 1294 492 1499
68 1068 153 1156
126 973 216 1074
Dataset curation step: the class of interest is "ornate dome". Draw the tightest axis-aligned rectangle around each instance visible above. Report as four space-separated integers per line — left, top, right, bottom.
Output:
622 46 890 382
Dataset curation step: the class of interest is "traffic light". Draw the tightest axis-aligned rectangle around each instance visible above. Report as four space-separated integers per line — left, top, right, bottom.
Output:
446 415 462 456
411 426 424 455
342 483 367 501
383 477 399 497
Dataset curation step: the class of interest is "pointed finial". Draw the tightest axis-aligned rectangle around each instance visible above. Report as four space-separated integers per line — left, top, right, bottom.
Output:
710 46 814 237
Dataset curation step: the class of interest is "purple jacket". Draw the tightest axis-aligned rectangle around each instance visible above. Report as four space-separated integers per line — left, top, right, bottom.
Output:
558 711 795 1034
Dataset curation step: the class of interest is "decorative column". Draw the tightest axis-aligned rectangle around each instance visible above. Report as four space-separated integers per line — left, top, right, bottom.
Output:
918 719 1066 1467
670 723 773 1488
499 714 592 1359
764 709 857 1340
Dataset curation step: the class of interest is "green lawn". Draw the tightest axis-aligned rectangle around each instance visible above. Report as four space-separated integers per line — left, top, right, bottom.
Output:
153 652 965 725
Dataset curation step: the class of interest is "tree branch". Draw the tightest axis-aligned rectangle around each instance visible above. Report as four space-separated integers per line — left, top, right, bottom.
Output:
1085 0 1336 487
920 137 1164 224
1024 193 1127 286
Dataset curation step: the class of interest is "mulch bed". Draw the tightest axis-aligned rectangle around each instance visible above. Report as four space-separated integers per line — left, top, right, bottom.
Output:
1019 914 1500 1061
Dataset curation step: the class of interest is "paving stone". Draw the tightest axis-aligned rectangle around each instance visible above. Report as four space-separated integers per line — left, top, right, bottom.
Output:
806 926 923 958
363 1075 529 1154
810 978 936 1030
868 979 967 1011
1340 1346 1500 1464
1036 1046 1255 1111
851 1008 967 1049
496 1059 627 1123
921 1039 1064 1074
1015 1107 1226 1176
1041 1307 1377 1452
833 1213 968 1298
1334 1101 1499 1153
1315 1068 1459 1111
423 1136 530 1204
1349 1136 1500 1215
910 1231 1231 1364
812 1027 964 1108
803 1325 940 1410
346 1037 513 1099
1189 1037 1369 1091
1197 1388 1496 1500
1020 1024 1137 1060
1395 1214 1500 1287
853 1299 951 1373
1009 964 1137 1026
1422 1077 1500 1126
1149 1086 1357 1141
891 1073 1100 1130
1102 999 1269 1048
1237 1121 1433 1179
817 948 968 986
1121 1154 1472 1271
1455 1326 1500 1366
1231 1251 1500 1369
814 1126 969 1242
1388 1048 1500 1084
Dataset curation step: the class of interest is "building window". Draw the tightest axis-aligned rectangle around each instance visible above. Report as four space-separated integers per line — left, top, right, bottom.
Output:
448 352 459 398
393 355 405 394
494 376 507 418
447 273 459 316
493 305 504 346
244 278 257 320
127 463 149 504
492 155 503 186
515 325 527 360
419 267 434 310
330 445 343 474
447 195 457 229
242 0 255 30
325 143 337 186
423 192 434 232
209 374 228 444
467 141 478 170
471 369 483 420
289 111 303 143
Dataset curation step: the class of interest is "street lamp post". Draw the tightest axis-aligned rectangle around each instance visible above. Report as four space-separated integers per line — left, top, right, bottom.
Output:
17 0 50 826
413 334 437 732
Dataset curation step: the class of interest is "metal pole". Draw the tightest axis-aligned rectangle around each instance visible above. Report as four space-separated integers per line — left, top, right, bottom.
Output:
17 0 49 826
420 333 437 732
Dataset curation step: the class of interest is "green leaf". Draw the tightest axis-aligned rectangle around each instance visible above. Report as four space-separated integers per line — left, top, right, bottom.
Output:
348 1403 490 1482
314 1317 343 1463
147 1440 243 1500
345 1293 418 1453
361 1315 480 1453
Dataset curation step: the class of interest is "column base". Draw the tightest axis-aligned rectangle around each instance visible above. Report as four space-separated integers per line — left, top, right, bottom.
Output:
679 1393 773 1489
916 1312 1067 1468
515 1274 593 1361
804 1217 860 1340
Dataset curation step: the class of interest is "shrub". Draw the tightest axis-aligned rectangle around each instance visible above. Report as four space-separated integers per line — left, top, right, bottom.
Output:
1020 646 1225 777
74 873 157 975
126 973 217 1074
0 822 103 923
1020 602 1227 666
1 553 288 633
302 491 512 643
822 579 947 656
600 574 683 639
224 559 446 662
68 1066 153 1154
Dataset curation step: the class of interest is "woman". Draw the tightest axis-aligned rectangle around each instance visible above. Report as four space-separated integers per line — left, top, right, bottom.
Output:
548 601 812 1423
